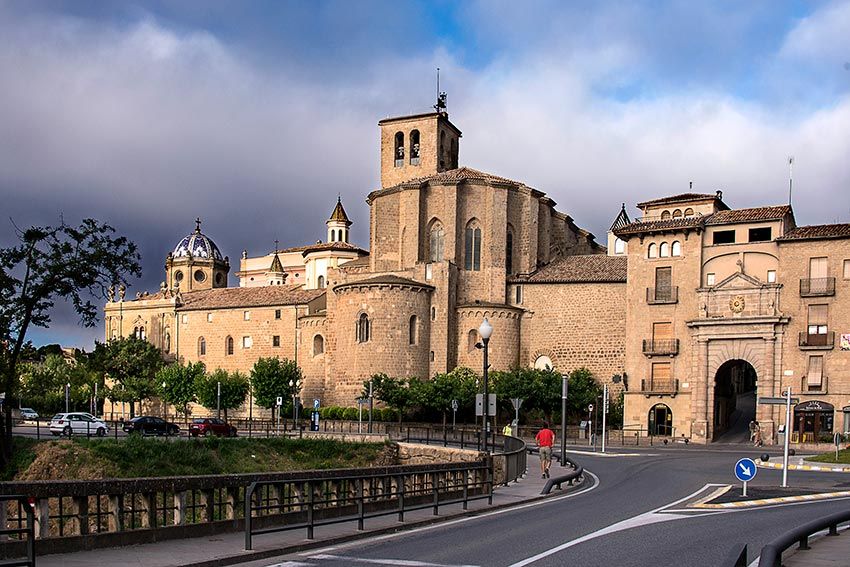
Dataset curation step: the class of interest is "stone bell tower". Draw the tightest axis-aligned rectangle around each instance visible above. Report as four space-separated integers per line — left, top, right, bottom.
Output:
378 99 462 188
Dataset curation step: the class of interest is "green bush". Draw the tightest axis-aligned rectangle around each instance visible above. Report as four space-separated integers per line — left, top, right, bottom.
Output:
381 408 398 422
342 407 359 421
328 406 343 420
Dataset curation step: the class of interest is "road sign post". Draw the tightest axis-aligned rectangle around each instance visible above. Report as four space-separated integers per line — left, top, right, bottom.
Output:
601 384 609 453
588 404 594 448
734 457 757 497
451 399 458 429
782 387 792 488
561 375 568 466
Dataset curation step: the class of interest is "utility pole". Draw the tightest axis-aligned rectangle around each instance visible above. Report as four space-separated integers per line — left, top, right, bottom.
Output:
602 384 609 453
782 386 792 488
560 375 568 466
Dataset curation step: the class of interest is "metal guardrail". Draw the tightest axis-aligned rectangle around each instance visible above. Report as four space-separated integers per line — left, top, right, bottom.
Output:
756 509 850 567
0 495 35 567
244 460 492 549
726 543 748 567
540 456 583 494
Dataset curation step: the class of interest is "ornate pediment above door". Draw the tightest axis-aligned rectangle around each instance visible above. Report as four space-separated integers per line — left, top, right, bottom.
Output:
697 272 782 319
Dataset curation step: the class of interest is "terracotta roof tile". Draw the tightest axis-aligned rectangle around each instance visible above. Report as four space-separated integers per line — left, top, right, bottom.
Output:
334 274 434 290
339 256 370 268
777 224 850 241
300 241 368 256
515 254 627 284
705 205 792 225
328 198 351 224
614 216 705 237
177 285 324 311
636 193 721 208
394 167 523 188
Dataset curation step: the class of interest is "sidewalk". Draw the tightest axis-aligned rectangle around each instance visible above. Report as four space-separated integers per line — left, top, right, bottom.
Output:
781 526 850 566
33 461 578 567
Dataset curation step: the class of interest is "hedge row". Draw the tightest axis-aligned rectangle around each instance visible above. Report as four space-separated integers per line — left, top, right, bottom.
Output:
318 405 399 422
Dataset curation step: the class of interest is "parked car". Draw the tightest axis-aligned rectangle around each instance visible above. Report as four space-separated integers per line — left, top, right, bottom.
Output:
189 418 237 437
49 412 109 437
20 408 39 420
122 416 180 436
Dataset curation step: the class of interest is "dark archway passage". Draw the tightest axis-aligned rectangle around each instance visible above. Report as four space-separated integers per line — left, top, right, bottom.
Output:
713 359 757 442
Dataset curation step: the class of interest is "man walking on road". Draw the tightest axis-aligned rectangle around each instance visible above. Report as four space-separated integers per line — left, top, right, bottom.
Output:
536 422 555 478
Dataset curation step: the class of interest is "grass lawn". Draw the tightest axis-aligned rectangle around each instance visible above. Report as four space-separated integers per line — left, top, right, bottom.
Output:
11 436 394 480
808 447 850 464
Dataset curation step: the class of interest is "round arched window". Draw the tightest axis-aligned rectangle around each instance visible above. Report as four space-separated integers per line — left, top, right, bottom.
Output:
215 273 224 285
534 355 553 371
174 271 184 282
194 270 206 283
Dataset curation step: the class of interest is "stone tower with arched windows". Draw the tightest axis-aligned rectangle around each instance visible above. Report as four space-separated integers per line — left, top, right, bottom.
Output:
378 111 461 189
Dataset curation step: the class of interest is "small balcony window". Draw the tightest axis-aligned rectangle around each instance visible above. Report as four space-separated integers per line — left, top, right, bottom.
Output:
748 227 772 242
713 230 735 245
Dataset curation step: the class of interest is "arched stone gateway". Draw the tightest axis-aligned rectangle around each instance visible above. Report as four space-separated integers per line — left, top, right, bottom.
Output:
712 359 757 442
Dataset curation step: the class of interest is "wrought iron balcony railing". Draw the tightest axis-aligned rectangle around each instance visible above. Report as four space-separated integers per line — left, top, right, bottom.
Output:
642 339 679 356
798 331 834 349
639 378 679 394
800 277 835 297
646 286 678 304
801 375 828 393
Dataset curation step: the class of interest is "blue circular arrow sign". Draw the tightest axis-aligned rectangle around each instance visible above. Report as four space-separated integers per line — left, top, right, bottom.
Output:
734 458 758 482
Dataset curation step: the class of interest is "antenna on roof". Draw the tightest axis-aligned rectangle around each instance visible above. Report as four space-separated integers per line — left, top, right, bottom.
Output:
788 156 794 206
434 68 447 114
689 181 693 190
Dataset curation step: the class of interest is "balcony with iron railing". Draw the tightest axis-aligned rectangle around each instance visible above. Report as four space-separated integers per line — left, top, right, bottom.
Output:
800 277 835 297
798 331 834 350
646 286 678 305
642 339 679 356
639 378 679 396
801 375 828 394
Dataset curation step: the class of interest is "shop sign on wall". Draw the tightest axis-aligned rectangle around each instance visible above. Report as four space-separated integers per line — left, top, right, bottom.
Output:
840 333 850 351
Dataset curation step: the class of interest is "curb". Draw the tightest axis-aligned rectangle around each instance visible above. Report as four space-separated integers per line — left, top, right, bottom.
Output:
756 459 850 473
177 475 589 567
694 490 850 509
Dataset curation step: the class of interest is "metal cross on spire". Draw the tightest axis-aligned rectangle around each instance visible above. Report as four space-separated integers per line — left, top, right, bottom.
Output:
274 239 279 253
195 217 202 232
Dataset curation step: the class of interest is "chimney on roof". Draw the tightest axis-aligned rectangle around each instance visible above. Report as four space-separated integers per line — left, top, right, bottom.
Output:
716 190 723 200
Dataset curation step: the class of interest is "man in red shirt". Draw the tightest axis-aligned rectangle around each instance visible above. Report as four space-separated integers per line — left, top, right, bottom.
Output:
535 422 555 478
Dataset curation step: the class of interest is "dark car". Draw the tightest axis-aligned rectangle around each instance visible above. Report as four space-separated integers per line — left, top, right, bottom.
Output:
189 418 237 437
122 416 180 436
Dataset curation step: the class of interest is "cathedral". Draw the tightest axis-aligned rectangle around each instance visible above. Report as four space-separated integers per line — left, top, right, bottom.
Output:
105 105 850 446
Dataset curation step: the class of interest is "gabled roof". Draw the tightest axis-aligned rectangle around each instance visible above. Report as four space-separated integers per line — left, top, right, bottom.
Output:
705 205 792 225
328 197 351 225
636 192 728 209
177 285 324 311
777 223 850 241
513 254 627 284
609 203 632 231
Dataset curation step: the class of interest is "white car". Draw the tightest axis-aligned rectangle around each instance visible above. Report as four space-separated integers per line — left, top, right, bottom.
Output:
49 412 109 437
20 408 39 420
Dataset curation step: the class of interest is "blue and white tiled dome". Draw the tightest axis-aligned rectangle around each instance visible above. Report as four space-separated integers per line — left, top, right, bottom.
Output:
173 219 223 261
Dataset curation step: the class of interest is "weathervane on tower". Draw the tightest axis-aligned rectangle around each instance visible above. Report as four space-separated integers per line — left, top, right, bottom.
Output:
434 67 447 114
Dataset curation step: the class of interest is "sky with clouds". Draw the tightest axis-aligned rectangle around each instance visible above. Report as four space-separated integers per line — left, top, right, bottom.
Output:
1 0 849 348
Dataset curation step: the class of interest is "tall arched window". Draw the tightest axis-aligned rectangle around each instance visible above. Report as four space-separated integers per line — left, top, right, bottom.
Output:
313 334 324 356
672 209 683 219
661 210 671 220
671 241 682 257
465 220 482 271
614 238 626 255
226 336 234 356
429 221 444 262
450 138 458 168
356 313 371 343
660 242 670 257
409 130 420 164
394 132 404 166
317 275 325 289
439 131 446 168
467 329 479 352
199 337 206 356
506 228 514 275
648 243 658 258
684 208 694 217
409 315 418 345
139 327 146 340
164 331 171 353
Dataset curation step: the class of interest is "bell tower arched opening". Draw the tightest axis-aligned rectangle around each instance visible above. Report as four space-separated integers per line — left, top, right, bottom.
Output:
713 359 757 442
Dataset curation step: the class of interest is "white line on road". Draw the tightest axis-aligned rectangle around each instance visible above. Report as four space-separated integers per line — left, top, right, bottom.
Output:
302 471 601 557
507 484 726 567
308 554 479 567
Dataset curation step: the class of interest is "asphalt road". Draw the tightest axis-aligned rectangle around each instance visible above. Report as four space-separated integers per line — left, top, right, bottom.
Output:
240 446 850 567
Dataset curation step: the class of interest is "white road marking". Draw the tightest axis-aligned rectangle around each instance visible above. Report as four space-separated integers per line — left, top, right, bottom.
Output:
263 563 313 567
308 554 479 567
301 471 601 557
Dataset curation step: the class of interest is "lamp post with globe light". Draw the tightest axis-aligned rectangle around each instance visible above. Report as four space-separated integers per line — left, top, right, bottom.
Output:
474 318 493 452
289 378 302 430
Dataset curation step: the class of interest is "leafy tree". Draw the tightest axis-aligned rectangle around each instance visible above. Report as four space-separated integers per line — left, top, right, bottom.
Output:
420 367 478 425
0 218 140 466
156 361 204 422
365 373 416 424
567 367 602 420
91 337 163 418
250 357 302 423
195 369 249 420
19 354 102 416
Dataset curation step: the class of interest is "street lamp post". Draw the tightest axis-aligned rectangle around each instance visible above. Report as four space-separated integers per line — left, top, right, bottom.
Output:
216 381 221 420
162 381 167 421
476 318 493 453
289 379 301 430
368 380 374 434
65 383 70 413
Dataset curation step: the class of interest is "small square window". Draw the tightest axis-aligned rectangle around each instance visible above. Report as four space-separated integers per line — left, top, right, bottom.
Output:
706 273 715 286
181 314 188 324
242 336 252 348
207 313 213 322
272 335 280 347
244 311 251 321
767 270 777 283
713 230 735 245
844 259 850 280
515 285 523 304
275 309 281 320
748 227 772 242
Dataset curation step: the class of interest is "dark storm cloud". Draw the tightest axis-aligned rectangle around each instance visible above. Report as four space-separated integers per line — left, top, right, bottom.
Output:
2 1 849 348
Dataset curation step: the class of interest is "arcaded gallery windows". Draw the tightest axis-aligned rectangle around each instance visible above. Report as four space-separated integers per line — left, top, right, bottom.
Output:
356 313 371 343
409 130 420 165
394 131 404 167
465 220 482 271
429 221 444 263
